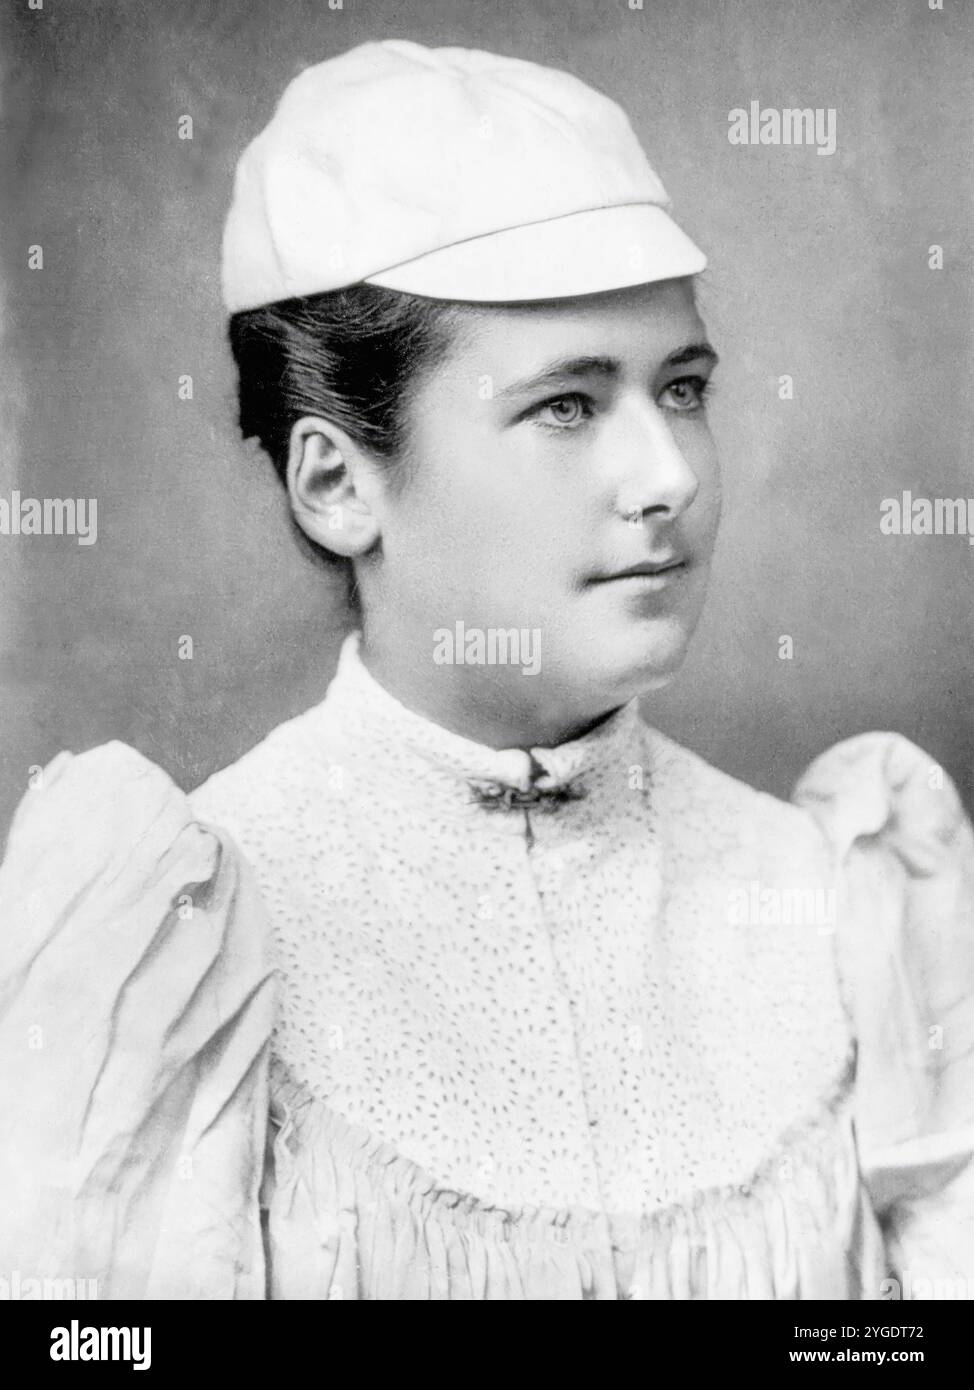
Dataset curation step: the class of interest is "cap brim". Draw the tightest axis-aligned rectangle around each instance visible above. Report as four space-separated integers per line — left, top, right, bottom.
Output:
364 203 706 303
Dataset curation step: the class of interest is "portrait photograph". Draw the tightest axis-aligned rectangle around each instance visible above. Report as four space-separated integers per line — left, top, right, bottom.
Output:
1 0 972 1355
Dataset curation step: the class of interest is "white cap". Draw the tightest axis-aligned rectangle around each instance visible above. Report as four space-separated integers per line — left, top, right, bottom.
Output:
222 39 706 312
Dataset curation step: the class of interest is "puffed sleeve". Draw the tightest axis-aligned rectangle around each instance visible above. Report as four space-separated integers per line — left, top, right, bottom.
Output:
0 742 278 1299
793 732 974 1295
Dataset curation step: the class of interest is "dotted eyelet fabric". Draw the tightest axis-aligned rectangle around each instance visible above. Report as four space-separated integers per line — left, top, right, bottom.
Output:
189 630 866 1294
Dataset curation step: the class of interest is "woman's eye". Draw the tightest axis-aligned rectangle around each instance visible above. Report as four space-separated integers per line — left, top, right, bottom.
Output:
660 376 710 412
532 393 593 429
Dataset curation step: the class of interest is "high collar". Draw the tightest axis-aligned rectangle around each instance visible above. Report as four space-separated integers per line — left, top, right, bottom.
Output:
324 630 643 795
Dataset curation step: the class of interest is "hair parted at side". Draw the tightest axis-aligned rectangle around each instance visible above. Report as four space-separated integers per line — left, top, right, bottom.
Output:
228 283 461 487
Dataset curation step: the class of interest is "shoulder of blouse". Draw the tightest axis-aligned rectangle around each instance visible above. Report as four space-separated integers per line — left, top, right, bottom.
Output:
188 699 338 825
643 721 836 861
792 730 974 1282
0 740 278 1298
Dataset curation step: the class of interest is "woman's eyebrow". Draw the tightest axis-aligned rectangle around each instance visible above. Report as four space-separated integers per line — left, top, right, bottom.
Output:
665 342 719 368
495 355 619 399
495 343 719 401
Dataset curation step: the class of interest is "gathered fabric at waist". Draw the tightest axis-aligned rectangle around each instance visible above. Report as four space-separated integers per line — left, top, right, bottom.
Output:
261 1059 888 1300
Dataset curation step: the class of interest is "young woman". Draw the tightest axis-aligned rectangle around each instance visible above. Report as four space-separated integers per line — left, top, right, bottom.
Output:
2 38 973 1300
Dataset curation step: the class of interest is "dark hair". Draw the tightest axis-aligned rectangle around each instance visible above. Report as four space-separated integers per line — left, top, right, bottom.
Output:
228 282 460 486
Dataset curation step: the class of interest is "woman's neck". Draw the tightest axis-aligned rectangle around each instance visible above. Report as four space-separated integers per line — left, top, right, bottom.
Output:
357 624 622 752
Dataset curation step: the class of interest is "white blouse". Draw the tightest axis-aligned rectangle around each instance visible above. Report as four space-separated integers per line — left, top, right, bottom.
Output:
1 630 972 1298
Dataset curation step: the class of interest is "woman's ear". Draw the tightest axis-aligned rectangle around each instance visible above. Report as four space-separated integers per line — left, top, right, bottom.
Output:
285 416 383 558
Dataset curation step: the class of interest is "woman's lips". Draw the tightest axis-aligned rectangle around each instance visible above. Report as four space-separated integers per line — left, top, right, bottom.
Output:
589 558 689 589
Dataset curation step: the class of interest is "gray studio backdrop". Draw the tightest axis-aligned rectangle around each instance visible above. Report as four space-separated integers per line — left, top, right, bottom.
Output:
2 0 972 838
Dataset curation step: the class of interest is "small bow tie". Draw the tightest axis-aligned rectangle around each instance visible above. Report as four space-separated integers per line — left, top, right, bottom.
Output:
467 779 588 811
467 753 587 813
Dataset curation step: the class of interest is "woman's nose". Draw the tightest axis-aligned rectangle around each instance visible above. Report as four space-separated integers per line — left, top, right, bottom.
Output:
609 398 701 522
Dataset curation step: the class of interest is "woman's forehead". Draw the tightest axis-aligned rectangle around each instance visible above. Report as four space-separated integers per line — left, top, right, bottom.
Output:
446 278 708 376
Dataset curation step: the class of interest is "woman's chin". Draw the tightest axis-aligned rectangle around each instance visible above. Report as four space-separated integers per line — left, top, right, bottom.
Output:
562 625 692 712
616 617 694 691
632 665 682 694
